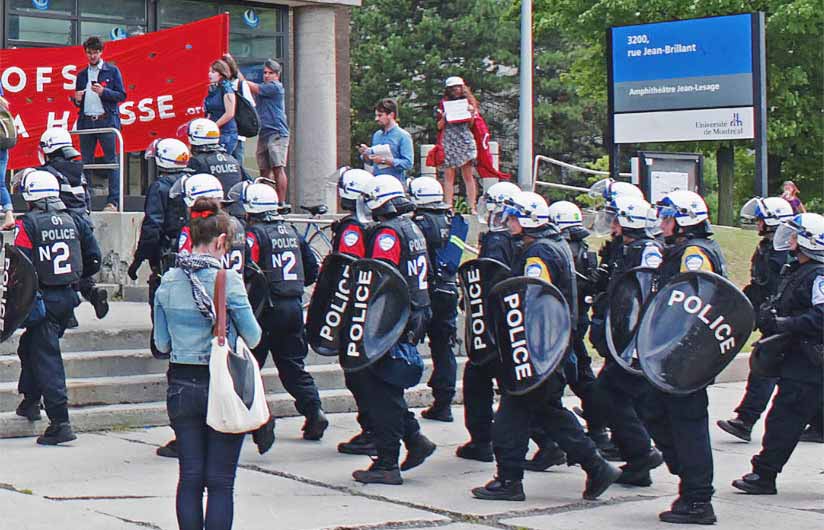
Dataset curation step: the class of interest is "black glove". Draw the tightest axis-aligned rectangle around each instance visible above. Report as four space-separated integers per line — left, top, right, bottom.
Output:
757 305 776 334
405 310 428 345
773 317 792 334
127 259 143 281
589 265 610 293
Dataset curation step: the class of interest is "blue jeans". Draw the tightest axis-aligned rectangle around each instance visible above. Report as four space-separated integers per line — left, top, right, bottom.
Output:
219 131 238 160
231 140 251 181
78 117 120 207
167 375 245 530
0 149 11 210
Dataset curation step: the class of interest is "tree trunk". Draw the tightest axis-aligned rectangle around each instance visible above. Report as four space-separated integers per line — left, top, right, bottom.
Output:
768 154 783 196
716 144 735 226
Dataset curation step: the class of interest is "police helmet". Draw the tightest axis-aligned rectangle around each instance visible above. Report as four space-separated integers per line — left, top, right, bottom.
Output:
481 181 521 231
187 118 221 146
150 138 191 170
588 178 644 201
774 213 824 263
338 167 374 210
242 183 280 215
173 173 224 208
547 200 584 230
504 191 551 230
594 195 654 236
365 174 411 217
740 197 794 228
655 190 709 227
409 176 447 208
39 127 80 160
19 169 60 202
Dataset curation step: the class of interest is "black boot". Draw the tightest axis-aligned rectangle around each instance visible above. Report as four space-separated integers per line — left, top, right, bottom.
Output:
353 456 403 485
471 477 526 501
65 314 79 329
583 457 621 500
717 417 753 442
156 439 178 458
302 409 329 441
616 448 664 487
15 398 41 422
338 431 377 456
799 425 824 443
659 498 717 525
523 445 566 472
589 428 622 462
90 287 109 319
37 422 77 445
456 441 494 462
253 416 276 455
401 432 436 471
732 472 777 495
421 402 454 422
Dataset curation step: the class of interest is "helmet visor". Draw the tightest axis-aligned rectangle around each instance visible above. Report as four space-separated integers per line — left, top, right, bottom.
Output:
168 176 187 200
773 221 796 251
488 209 509 231
355 195 373 225
588 178 612 200
144 139 160 160
592 210 616 237
645 208 663 238
739 198 760 224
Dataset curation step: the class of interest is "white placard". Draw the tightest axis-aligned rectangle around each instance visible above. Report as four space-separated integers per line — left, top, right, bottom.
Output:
650 171 690 203
443 99 472 123
614 106 754 143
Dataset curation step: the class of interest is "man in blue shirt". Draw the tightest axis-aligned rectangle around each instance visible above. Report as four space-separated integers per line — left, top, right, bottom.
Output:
358 99 414 184
246 59 290 204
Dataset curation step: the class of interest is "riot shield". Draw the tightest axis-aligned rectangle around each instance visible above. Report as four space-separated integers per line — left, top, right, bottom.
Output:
605 267 658 376
458 258 512 365
244 262 270 319
306 253 357 356
1 245 39 343
636 271 755 394
488 276 571 395
338 259 410 372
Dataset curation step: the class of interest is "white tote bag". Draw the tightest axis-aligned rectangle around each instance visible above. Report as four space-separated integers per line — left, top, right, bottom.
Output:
207 270 271 434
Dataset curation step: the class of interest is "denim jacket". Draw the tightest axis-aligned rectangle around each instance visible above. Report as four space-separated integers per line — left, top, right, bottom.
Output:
153 266 261 365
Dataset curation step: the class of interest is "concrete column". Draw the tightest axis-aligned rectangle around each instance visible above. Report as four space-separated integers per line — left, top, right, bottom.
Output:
479 141 500 195
293 6 337 209
420 144 436 176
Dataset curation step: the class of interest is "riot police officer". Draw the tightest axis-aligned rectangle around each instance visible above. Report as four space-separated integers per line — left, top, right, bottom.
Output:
187 118 244 194
644 190 726 524
718 197 794 442
352 175 436 485
14 170 101 444
37 127 109 319
733 213 824 495
409 177 460 422
456 181 520 463
471 191 620 502
331 168 378 456
242 183 328 440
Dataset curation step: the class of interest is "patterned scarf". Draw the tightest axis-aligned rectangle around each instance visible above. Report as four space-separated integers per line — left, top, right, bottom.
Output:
176 253 222 322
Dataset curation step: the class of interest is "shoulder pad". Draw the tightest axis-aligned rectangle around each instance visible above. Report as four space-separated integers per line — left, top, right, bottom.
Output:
680 246 714 273
812 274 824 306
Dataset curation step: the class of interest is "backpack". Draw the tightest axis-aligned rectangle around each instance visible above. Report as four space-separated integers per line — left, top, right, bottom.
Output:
233 80 260 138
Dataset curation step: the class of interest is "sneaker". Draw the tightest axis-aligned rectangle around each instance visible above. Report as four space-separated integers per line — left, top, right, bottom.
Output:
15 398 41 421
616 448 664 487
302 409 329 441
456 441 494 462
583 458 621 500
90 287 109 319
799 426 824 443
471 477 526 501
401 432 436 471
732 472 777 495
36 422 77 445
338 431 377 456
353 458 403 485
103 203 118 212
523 445 566 472
659 498 717 525
253 417 276 455
717 417 753 442
421 403 454 422
156 439 178 458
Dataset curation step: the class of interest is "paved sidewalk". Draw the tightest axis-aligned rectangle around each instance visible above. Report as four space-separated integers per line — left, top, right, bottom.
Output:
0 382 821 529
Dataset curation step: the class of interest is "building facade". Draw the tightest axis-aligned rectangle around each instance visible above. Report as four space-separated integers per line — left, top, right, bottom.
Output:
1 0 357 210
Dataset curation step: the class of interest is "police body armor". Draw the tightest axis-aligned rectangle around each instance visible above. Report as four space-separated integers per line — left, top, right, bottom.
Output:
520 235 578 329
374 216 431 309
248 220 305 298
27 208 83 286
479 230 516 267
745 239 789 308
331 216 369 257
40 159 89 212
414 209 457 290
190 150 242 195
659 236 728 282
223 216 246 274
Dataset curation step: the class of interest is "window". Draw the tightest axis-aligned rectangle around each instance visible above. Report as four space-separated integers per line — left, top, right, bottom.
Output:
7 15 74 46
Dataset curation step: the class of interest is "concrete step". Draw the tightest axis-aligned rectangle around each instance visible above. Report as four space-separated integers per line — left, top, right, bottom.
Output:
0 349 166 383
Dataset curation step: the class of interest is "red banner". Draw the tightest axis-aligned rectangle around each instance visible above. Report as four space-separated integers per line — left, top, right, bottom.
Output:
1 14 229 170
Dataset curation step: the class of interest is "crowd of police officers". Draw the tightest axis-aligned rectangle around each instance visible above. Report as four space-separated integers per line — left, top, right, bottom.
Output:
5 118 822 526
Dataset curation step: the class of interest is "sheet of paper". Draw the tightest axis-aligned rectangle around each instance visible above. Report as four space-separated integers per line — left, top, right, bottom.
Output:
370 144 392 169
650 171 689 203
443 99 472 123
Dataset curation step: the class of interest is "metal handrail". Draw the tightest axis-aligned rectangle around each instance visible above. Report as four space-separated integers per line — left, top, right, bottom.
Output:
532 154 631 193
70 127 125 212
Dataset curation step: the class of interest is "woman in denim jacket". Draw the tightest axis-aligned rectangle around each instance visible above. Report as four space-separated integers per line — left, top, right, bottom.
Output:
154 197 261 530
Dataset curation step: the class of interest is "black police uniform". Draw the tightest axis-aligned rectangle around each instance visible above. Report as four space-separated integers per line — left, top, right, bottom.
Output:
462 230 515 446
15 198 101 424
733 239 792 426
640 234 726 505
491 228 608 484
362 215 432 467
330 215 373 435
590 236 663 467
245 217 322 420
749 260 824 481
413 208 459 410
188 147 243 195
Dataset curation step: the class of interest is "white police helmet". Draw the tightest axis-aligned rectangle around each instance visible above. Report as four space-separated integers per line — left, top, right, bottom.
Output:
338 168 374 201
588 178 644 201
20 169 60 202
504 191 551 229
180 173 224 208
594 195 654 236
151 138 191 170
39 127 78 156
655 190 709 227
365 174 406 211
774 213 824 263
547 200 584 230
409 176 445 207
242 183 280 214
740 196 794 227
480 181 521 230
187 118 221 146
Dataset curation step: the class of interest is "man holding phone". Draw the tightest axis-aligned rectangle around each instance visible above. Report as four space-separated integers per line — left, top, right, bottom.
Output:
74 36 127 212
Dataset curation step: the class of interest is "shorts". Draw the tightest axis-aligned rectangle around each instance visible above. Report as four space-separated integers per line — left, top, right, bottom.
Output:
257 135 289 170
